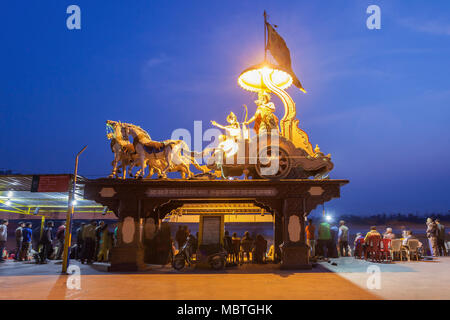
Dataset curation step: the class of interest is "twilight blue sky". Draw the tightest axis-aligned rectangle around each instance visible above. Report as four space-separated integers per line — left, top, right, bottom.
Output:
1 1 449 215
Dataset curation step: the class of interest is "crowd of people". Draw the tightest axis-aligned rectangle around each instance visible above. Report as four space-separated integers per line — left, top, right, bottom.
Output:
0 220 33 262
73 220 115 264
305 217 447 260
305 218 350 260
174 225 269 264
0 219 117 264
1 217 447 265
223 230 268 264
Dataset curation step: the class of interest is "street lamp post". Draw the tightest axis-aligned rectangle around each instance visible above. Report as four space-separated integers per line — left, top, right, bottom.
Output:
62 145 87 274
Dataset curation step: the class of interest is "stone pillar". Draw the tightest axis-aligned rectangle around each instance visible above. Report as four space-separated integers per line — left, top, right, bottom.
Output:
109 197 146 271
280 198 311 269
273 213 283 263
143 208 160 264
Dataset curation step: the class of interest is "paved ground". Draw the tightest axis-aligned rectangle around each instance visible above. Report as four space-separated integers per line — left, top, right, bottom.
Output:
0 257 449 300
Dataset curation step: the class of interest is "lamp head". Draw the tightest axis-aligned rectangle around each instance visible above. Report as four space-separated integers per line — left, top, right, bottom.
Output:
238 62 293 92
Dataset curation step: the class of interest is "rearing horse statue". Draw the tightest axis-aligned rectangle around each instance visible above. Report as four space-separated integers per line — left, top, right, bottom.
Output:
106 120 138 179
119 122 209 179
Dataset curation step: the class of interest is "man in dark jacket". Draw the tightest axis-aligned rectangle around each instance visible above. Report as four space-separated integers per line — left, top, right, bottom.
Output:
76 223 85 260
39 221 54 263
15 222 25 260
223 230 233 261
175 226 187 250
436 219 446 256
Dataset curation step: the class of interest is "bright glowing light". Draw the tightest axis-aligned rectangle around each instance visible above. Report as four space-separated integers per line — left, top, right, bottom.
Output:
238 63 293 92
325 214 332 222
5 199 11 206
7 191 13 197
71 200 77 206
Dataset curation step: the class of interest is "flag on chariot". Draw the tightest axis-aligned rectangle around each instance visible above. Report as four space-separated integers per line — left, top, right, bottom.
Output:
265 21 306 93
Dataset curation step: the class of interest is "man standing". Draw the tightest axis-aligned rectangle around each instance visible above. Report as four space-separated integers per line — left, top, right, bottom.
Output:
55 223 66 260
97 222 110 262
318 219 332 259
436 219 446 256
81 220 97 264
426 218 438 257
0 219 8 262
305 219 316 258
223 230 233 261
338 220 349 257
20 223 33 261
175 225 187 250
75 223 85 260
95 221 105 261
14 222 25 260
329 224 339 258
39 221 54 263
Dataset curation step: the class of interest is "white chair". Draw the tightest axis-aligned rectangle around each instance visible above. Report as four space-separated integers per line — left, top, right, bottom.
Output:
390 239 404 261
406 239 420 261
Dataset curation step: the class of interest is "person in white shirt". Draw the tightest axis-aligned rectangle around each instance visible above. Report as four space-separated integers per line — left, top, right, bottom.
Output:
383 227 396 239
0 219 9 262
338 220 349 257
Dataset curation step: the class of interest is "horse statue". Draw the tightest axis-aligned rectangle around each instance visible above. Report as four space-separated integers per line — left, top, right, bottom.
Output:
106 120 140 179
117 122 210 179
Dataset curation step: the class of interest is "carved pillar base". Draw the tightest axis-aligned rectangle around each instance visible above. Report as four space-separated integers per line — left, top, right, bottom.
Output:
109 246 145 272
280 242 311 269
108 197 147 272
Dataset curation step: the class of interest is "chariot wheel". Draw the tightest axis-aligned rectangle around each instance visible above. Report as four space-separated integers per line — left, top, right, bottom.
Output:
255 146 291 179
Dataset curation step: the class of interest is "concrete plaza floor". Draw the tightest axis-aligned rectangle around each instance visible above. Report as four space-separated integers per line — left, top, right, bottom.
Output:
0 257 449 300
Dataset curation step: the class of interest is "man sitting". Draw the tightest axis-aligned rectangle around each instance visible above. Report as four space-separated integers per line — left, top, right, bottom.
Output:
402 230 422 247
402 230 423 258
364 226 381 243
353 233 365 258
252 234 267 264
383 227 396 239
364 226 381 259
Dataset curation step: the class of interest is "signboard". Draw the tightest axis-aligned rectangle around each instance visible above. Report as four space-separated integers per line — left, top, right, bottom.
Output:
200 216 222 245
145 188 277 198
31 175 71 192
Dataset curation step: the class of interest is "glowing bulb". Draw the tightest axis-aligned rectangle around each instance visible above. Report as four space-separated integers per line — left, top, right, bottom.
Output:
325 215 332 222
71 200 77 206
238 63 293 92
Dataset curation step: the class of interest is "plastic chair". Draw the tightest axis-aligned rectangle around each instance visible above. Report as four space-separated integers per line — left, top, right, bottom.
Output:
380 238 392 262
406 239 420 261
390 239 404 261
366 234 382 262
354 238 364 259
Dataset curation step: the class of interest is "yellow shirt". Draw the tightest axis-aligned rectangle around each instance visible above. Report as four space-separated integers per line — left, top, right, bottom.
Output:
364 230 381 243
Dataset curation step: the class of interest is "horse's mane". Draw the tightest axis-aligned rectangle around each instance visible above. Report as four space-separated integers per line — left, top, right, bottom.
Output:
122 122 152 140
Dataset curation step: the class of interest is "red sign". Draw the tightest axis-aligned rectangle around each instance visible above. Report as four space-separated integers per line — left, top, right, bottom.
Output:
37 175 71 192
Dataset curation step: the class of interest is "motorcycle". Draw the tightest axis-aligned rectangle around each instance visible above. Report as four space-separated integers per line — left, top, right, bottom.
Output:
172 236 227 271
